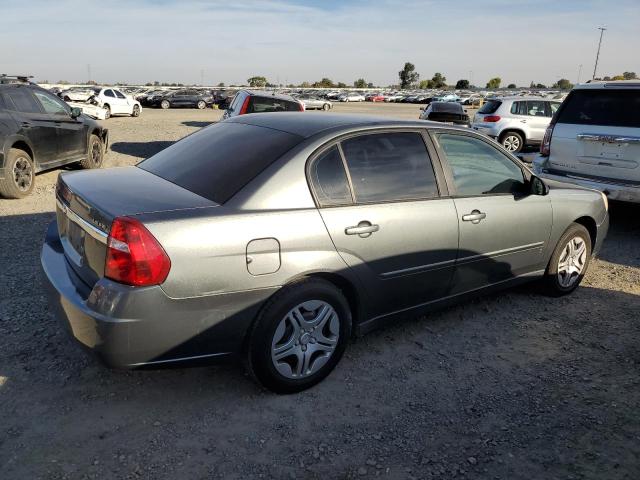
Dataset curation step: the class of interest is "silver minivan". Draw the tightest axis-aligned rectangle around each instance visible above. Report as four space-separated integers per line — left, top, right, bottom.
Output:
533 81 640 203
472 96 561 153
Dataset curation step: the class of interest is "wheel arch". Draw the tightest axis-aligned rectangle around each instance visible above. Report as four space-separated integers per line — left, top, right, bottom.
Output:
9 138 35 167
499 128 527 144
573 216 597 250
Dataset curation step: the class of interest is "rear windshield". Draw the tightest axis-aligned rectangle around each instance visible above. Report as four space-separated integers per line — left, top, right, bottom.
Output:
431 102 463 113
478 100 501 114
139 122 303 203
248 96 300 113
557 89 640 128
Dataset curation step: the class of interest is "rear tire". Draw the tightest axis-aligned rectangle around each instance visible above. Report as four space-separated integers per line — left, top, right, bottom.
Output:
500 131 524 153
80 135 104 169
541 223 592 296
160 100 170 109
0 148 35 199
246 278 352 393
322 103 330 111
197 100 206 109
103 104 111 119
132 105 140 117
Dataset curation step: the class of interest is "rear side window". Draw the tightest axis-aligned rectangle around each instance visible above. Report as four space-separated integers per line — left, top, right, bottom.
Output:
104 90 115 98
510 101 527 115
3 89 41 113
557 89 640 128
310 146 352 206
248 96 300 113
139 122 303 204
340 132 438 203
478 100 501 114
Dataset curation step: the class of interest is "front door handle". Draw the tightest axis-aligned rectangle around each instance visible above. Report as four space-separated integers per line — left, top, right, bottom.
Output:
462 210 486 224
345 221 379 237
520 119 527 123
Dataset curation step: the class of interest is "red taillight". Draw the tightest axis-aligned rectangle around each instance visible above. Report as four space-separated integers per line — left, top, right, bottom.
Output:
483 115 501 122
298 101 305 111
540 123 554 156
238 96 251 115
105 217 171 287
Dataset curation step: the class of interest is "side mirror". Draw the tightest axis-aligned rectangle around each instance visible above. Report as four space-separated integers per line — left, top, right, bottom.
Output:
419 107 425 111
70 107 82 119
530 175 549 196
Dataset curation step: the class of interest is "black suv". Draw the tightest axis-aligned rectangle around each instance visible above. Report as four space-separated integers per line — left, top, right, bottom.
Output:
149 89 214 109
222 90 303 120
0 78 108 198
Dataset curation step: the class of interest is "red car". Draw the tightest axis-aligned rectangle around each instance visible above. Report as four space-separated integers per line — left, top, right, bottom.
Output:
369 94 387 102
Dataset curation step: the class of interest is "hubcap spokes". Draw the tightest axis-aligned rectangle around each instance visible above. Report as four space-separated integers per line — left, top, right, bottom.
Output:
271 300 339 379
91 142 101 164
557 237 587 287
13 158 33 191
504 136 520 151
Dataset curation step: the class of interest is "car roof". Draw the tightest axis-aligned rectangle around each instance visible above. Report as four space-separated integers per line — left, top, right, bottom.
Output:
574 80 640 89
241 89 300 101
225 112 462 138
492 96 556 101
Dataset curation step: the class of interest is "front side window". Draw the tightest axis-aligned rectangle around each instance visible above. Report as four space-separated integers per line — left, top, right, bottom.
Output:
550 102 561 115
33 90 69 115
114 90 126 99
310 146 352 206
340 132 439 203
434 133 525 196
527 100 547 117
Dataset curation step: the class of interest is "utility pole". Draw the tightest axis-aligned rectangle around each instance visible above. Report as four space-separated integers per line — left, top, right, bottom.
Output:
577 64 583 84
592 26 606 80
87 64 91 83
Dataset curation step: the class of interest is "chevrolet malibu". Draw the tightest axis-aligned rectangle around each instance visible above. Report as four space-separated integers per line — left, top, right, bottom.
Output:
41 113 609 393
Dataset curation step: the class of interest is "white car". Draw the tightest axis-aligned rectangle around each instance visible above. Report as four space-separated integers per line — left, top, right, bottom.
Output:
59 87 95 102
92 87 142 119
533 81 640 203
339 93 365 102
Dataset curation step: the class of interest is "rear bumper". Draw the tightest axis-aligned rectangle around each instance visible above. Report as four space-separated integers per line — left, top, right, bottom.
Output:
471 124 499 138
533 156 640 204
40 221 276 368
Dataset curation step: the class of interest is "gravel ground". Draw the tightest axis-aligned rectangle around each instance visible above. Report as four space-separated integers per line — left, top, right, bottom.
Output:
0 103 638 480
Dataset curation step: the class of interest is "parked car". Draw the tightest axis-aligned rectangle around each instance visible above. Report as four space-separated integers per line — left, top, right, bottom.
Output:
533 81 640 203
222 90 303 120
298 96 332 111
472 96 561 153
58 87 96 102
0 81 108 198
91 87 142 119
419 102 470 126
139 90 168 106
368 94 387 102
149 89 214 109
338 93 365 102
41 113 608 393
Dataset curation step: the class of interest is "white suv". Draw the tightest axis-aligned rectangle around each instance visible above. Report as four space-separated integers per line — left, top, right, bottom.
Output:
533 81 640 203
472 96 561 153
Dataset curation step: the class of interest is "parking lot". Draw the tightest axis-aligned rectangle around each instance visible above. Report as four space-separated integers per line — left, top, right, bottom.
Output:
1 103 639 479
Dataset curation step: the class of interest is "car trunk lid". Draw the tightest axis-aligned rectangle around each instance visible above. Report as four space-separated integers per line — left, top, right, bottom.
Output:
55 166 217 287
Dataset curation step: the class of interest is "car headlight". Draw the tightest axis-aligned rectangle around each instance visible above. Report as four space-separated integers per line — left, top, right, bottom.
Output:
600 191 609 212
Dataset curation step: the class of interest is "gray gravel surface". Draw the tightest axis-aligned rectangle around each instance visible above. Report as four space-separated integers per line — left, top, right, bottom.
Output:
0 103 639 479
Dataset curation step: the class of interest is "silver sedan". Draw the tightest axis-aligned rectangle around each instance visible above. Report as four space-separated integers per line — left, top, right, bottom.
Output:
41 113 609 393
299 96 332 110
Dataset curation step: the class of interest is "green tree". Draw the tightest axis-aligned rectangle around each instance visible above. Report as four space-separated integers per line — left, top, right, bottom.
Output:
455 79 470 89
431 72 447 88
612 75 626 81
300 81 311 88
353 78 367 88
217 82 225 87
623 71 637 80
247 76 268 87
507 83 517 89
337 82 347 88
486 77 501 88
312 78 335 88
553 78 573 89
418 79 431 89
398 62 419 89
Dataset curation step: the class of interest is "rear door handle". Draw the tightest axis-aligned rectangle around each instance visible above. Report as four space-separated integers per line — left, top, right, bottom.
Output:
21 121 31 128
345 221 379 237
462 210 486 224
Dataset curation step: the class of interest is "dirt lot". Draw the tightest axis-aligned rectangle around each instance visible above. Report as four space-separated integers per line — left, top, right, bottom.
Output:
1 103 639 480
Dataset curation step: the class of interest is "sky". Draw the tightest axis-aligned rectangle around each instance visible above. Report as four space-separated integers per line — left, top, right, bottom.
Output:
2 0 639 87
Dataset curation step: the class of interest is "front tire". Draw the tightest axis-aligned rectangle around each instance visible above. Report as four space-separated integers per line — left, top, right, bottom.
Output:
0 148 35 199
132 105 140 117
542 223 592 296
160 100 170 109
322 103 330 111
246 278 352 393
500 131 524 153
80 135 104 169
196 100 206 109
103 104 111 119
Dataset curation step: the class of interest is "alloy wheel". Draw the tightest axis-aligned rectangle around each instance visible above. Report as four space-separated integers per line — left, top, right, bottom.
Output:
13 157 33 192
557 236 587 287
502 135 521 151
271 300 340 379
